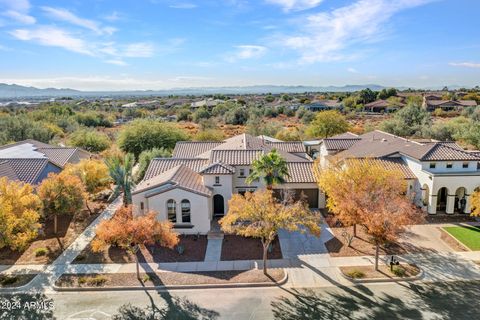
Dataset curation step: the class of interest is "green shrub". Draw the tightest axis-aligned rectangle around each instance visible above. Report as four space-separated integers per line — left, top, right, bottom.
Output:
35 247 48 257
87 275 108 286
142 274 151 283
391 265 407 277
79 275 108 286
0 275 18 286
346 270 365 279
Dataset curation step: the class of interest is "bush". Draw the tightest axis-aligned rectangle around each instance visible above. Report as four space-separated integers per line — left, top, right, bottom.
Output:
68 128 111 153
142 274 151 283
35 247 48 257
117 119 188 159
391 265 407 277
79 275 108 286
346 270 365 279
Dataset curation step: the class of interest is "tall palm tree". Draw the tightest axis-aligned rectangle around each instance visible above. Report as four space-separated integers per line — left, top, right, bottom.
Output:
106 153 135 206
246 149 289 190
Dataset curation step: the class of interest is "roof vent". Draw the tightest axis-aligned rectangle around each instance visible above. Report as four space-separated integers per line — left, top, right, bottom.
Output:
382 138 387 142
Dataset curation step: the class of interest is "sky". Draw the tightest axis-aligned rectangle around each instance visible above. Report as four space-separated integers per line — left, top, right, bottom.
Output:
0 0 478 91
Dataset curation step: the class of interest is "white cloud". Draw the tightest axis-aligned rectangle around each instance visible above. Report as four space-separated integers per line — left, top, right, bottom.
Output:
10 26 93 56
347 67 359 73
4 10 35 24
42 7 115 35
123 42 155 58
449 62 480 68
280 0 433 63
0 0 35 24
226 45 267 62
105 59 128 66
169 3 198 9
103 11 122 22
265 0 323 12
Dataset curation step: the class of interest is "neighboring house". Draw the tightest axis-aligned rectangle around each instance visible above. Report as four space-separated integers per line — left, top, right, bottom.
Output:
132 134 320 234
364 99 406 113
303 100 343 112
423 99 477 112
318 130 480 215
0 139 90 185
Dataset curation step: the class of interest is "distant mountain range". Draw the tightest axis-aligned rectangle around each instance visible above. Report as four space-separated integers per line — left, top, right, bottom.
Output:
0 83 469 99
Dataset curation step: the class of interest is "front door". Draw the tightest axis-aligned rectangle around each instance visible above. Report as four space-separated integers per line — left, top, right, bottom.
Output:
213 194 225 216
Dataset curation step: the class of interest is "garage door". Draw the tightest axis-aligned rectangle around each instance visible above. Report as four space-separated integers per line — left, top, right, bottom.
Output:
273 189 319 208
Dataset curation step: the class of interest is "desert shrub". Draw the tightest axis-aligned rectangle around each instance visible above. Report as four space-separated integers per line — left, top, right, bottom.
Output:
346 270 365 279
391 265 407 277
0 275 18 286
35 248 48 257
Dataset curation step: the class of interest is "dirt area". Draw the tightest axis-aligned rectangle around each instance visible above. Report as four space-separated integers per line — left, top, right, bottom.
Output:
425 215 476 223
439 228 469 252
325 225 427 257
221 235 282 261
56 269 285 288
341 263 420 280
0 274 37 288
73 235 208 264
0 202 106 265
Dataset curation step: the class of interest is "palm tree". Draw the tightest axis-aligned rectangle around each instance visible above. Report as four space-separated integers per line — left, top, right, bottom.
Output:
246 149 289 190
106 153 135 206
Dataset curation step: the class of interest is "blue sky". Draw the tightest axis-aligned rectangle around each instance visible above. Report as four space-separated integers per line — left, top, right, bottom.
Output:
0 0 478 90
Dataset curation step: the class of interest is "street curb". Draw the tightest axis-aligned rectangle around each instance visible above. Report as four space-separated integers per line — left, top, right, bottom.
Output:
340 267 424 284
51 269 288 292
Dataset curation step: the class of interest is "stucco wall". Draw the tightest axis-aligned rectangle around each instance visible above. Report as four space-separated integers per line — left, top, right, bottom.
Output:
203 174 233 214
132 188 211 234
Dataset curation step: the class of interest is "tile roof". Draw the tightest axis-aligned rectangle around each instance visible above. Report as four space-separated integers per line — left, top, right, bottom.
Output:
173 142 223 158
417 143 480 161
144 158 209 180
333 130 480 162
346 158 416 179
323 138 360 151
0 158 51 184
37 148 78 167
266 141 305 153
285 162 316 183
426 100 477 107
199 162 235 175
134 165 212 197
0 161 18 181
209 150 263 165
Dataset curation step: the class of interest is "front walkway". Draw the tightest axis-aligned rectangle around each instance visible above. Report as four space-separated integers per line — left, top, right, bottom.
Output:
0 197 122 292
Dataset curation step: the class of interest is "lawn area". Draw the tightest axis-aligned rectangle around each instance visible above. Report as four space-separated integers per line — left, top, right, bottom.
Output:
443 226 480 250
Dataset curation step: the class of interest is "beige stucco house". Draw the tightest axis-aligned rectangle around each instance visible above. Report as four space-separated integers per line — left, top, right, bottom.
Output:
132 134 319 234
318 130 480 215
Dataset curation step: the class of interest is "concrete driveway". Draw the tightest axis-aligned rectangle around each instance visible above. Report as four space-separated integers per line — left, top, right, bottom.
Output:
398 224 455 253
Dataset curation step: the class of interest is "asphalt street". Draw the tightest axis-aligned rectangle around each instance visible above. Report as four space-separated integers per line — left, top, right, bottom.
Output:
0 280 478 319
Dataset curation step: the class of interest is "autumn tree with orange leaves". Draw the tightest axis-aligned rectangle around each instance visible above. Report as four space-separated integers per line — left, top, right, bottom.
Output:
92 206 179 279
317 159 422 270
63 159 111 214
220 190 320 275
38 172 85 234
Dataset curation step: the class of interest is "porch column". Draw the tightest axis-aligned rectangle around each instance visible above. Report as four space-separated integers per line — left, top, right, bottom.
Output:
446 194 455 214
428 194 437 214
464 194 472 214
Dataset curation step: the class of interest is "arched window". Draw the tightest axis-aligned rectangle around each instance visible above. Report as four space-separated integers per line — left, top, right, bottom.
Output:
181 200 191 223
167 199 176 223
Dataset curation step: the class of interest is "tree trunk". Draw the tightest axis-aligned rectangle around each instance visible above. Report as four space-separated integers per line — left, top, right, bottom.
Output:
353 224 357 237
136 256 140 280
375 242 379 271
262 240 271 275
85 199 93 215
266 185 273 191
54 215 58 235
